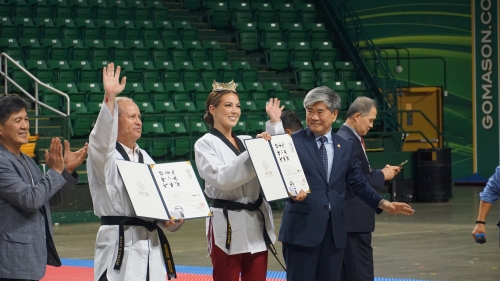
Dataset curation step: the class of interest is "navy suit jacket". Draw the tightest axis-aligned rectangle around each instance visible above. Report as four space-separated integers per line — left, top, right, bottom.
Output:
278 128 383 249
337 125 385 232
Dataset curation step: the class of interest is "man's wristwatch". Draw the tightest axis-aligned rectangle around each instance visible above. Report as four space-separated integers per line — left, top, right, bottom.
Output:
378 199 388 209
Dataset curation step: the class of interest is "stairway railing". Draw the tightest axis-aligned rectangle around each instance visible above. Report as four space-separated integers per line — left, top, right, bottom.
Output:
0 52 70 136
316 0 401 131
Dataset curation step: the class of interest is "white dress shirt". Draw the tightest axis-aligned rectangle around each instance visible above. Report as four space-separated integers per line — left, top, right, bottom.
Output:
87 103 181 281
194 132 276 255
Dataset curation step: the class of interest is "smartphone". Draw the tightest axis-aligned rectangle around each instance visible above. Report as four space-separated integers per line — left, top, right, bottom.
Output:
398 160 408 168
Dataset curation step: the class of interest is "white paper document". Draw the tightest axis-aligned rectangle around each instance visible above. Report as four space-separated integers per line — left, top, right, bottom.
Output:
117 160 211 221
245 134 310 201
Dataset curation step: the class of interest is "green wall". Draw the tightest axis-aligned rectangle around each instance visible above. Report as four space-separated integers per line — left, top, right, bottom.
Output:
349 0 473 179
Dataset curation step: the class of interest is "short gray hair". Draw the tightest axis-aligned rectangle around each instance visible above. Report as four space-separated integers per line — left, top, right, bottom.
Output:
303 86 341 112
115 97 135 117
346 97 377 118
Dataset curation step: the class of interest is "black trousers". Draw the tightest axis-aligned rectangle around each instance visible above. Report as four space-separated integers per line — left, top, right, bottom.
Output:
282 216 344 281
340 232 374 281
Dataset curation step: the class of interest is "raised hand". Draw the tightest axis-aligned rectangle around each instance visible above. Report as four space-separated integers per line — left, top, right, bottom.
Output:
266 98 285 123
45 138 65 174
103 62 126 98
63 140 88 174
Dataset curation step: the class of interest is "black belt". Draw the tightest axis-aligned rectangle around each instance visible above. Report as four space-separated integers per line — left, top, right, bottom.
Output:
101 216 176 280
211 195 286 271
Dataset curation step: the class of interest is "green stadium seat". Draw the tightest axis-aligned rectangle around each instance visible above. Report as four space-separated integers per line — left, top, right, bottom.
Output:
123 81 144 94
235 22 259 51
164 82 187 93
247 118 266 134
185 81 205 94
70 117 93 136
78 82 101 93
305 23 329 42
13 3 32 18
345 80 369 95
154 99 177 113
137 101 156 113
173 93 197 112
289 41 313 63
238 92 257 111
149 139 168 158
54 5 73 18
282 22 308 42
143 121 165 135
315 61 336 85
232 61 258 81
189 119 209 135
173 21 197 41
335 61 358 81
201 40 221 61
252 91 269 108
172 139 190 157
135 8 151 21
293 61 315 90
40 93 61 111
33 17 54 27
70 101 88 114
324 80 347 93
88 0 107 7
258 22 282 47
107 0 126 7
274 91 296 110
311 41 337 62
206 2 233 29
233 120 247 134
264 41 289 70
243 81 264 92
152 8 169 22
230 2 253 24
164 119 187 136
158 61 179 83
48 59 70 70
181 0 200 10
159 22 179 42
252 3 276 23
26 59 48 70
213 61 238 82
275 3 297 23
144 81 165 92
116 7 133 20
297 3 317 23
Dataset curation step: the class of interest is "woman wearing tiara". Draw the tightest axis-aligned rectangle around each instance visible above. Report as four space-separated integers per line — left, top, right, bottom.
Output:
194 80 306 281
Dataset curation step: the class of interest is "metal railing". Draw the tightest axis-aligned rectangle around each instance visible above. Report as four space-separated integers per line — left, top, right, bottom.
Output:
317 0 402 130
0 52 70 135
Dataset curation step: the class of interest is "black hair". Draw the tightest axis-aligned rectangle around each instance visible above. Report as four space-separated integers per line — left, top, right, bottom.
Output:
281 110 303 132
0 95 30 125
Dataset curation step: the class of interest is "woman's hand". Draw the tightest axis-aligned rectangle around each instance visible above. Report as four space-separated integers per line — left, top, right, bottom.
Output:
256 132 272 141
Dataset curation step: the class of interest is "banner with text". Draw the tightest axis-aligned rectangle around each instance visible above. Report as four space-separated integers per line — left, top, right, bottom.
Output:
473 0 499 175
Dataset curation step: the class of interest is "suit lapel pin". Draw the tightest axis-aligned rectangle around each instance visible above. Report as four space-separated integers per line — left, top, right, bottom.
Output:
337 144 341 148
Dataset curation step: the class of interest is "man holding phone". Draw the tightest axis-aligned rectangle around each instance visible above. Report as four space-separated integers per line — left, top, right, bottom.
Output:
337 97 401 281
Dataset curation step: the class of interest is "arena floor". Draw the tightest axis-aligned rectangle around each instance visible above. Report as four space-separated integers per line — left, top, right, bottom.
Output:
42 186 499 281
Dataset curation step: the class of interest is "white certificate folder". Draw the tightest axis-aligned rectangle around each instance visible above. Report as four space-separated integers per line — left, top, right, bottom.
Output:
244 134 310 201
116 160 211 221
